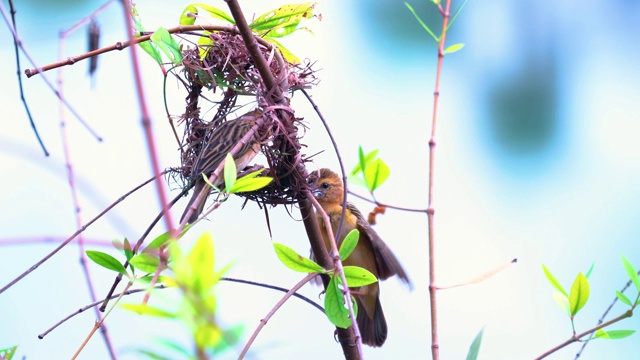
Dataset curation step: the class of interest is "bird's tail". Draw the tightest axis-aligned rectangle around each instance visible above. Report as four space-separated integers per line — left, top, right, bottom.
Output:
356 295 387 347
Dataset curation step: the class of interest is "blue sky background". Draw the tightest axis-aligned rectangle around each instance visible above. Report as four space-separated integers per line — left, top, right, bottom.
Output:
1 0 640 359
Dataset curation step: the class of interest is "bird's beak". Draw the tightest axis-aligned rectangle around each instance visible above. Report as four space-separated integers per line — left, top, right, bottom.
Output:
312 188 325 199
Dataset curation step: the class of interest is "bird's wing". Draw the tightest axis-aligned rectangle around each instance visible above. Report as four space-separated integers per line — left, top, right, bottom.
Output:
348 203 412 286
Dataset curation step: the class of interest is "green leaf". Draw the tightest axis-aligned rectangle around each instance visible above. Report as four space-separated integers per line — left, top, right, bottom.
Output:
542 264 568 297
352 146 379 175
183 3 235 24
569 272 589 316
187 232 218 293
150 27 183 65
230 176 273 193
444 43 465 54
551 291 570 316
138 41 164 67
147 228 189 251
263 37 301 64
179 5 197 25
0 346 17 360
364 158 390 192
616 290 632 306
229 169 273 193
324 275 352 328
86 250 127 275
223 153 237 192
130 253 161 274
342 266 378 287
273 243 324 273
465 327 484 360
212 323 245 353
339 229 359 261
595 329 636 340
123 238 133 262
585 262 595 279
405 2 438 41
121 303 176 318
194 323 222 349
250 2 315 36
621 256 640 292
201 172 222 192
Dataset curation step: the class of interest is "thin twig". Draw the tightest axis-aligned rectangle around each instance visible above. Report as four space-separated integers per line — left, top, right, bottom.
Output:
535 310 633 360
222 277 324 313
348 190 428 214
0 2 102 141
72 281 134 359
435 258 517 290
57 3 117 356
6 0 48 155
39 285 167 339
574 278 636 358
0 172 164 295
118 0 175 237
428 1 453 359
238 273 317 359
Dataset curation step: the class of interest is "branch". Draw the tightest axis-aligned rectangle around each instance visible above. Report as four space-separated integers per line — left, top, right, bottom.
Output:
239 273 318 359
0 171 164 295
534 310 633 360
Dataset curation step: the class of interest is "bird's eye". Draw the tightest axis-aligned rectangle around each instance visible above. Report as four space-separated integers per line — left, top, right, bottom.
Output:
321 182 330 189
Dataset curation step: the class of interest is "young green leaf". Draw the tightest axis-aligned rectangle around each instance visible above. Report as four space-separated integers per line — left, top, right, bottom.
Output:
352 147 379 175
569 272 590 316
211 323 245 353
123 238 133 262
150 27 183 65
339 229 359 261
86 250 127 275
342 266 378 287
263 37 300 64
542 264 568 297
621 255 640 292
179 5 198 25
551 291 570 316
273 243 324 273
183 3 236 24
121 303 176 318
364 158 390 192
130 253 161 274
585 262 595 279
595 329 636 340
250 2 315 36
229 169 273 193
187 232 218 293
465 327 484 360
405 2 438 41
0 346 17 360
223 153 237 192
194 323 223 349
324 275 352 328
444 43 465 54
616 290 632 306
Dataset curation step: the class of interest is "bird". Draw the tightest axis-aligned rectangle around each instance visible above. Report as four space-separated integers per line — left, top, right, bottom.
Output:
308 168 411 347
180 110 263 224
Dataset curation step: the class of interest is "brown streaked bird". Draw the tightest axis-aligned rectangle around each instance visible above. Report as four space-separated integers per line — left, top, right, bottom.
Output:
180 110 263 224
309 168 411 347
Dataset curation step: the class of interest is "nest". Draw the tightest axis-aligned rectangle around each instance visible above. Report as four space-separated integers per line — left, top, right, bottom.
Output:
174 30 318 207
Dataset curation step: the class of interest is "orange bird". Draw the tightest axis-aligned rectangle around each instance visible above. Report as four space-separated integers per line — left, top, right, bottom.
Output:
309 168 411 347
180 110 262 224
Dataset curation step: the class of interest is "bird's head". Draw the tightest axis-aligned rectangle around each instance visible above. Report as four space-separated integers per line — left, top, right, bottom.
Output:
308 168 344 204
